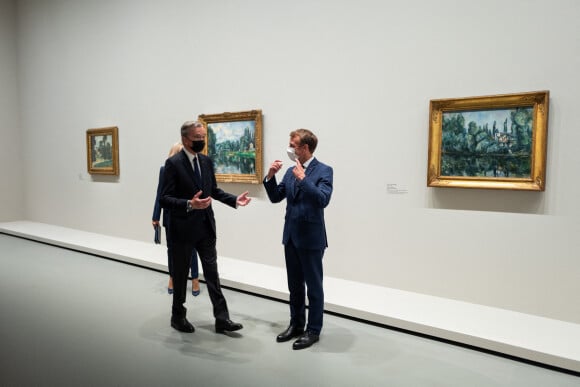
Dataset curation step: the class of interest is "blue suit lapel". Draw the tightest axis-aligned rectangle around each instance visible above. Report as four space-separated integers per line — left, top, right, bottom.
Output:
303 158 318 180
292 158 317 198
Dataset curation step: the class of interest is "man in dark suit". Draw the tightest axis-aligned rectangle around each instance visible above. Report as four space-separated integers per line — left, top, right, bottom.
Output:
263 129 333 350
161 121 251 334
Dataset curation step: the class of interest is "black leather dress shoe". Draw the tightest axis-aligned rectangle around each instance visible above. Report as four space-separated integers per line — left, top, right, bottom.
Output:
276 325 305 343
292 331 319 350
171 317 195 333
215 319 243 334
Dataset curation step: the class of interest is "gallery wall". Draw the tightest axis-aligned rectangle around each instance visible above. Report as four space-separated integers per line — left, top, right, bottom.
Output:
0 0 24 221
6 0 580 323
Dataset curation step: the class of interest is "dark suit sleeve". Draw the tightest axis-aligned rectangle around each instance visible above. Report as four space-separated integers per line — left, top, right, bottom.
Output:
263 170 291 203
160 157 188 211
152 166 163 221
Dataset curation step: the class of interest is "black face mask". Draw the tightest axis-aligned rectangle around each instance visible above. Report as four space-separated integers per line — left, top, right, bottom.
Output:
191 140 205 153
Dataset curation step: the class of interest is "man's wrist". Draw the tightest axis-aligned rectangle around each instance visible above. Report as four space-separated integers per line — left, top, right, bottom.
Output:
186 200 193 212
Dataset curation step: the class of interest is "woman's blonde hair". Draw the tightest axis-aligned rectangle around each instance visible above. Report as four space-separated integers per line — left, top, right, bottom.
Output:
168 142 183 157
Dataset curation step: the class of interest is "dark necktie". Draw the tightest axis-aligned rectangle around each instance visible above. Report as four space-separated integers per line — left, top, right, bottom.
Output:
193 157 201 186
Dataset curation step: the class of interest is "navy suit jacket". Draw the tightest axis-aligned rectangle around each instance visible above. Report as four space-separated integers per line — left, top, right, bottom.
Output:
152 166 169 227
263 158 333 250
160 150 237 243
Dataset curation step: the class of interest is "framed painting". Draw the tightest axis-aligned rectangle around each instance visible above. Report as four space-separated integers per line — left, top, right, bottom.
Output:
86 126 119 175
427 91 549 191
198 109 263 184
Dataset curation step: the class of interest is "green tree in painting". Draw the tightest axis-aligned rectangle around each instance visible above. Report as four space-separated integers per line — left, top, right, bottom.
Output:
207 126 217 157
511 108 533 151
441 108 533 178
207 123 256 174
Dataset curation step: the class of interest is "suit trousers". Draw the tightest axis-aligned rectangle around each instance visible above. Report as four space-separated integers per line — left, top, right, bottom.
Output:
284 240 325 335
165 224 199 279
171 218 229 321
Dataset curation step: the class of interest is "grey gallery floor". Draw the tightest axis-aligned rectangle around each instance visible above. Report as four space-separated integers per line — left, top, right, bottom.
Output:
0 234 578 387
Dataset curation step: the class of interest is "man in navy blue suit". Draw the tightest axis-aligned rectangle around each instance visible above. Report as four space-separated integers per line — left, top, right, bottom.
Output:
263 129 333 350
161 121 251 334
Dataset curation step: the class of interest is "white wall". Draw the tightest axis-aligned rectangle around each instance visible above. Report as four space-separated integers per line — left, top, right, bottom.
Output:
12 0 580 323
0 0 24 221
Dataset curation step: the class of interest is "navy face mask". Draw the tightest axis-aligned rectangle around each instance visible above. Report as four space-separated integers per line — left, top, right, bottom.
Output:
191 140 205 153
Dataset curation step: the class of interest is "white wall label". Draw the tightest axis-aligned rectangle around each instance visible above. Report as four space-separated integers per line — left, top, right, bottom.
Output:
387 183 408 194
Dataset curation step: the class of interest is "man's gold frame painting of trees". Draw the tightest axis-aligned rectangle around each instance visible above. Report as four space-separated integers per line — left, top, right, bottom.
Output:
198 110 263 184
428 91 548 191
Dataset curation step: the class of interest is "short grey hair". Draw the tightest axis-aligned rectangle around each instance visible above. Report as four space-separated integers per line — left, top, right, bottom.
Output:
180 121 203 137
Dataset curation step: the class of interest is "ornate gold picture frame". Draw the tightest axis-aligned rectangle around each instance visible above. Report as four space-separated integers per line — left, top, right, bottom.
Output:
198 110 262 184
86 126 119 176
427 91 549 191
